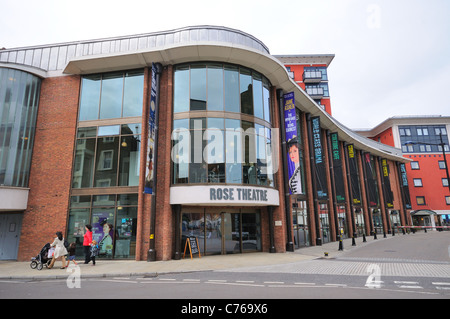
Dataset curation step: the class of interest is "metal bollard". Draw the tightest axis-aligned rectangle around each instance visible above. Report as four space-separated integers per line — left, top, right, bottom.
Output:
363 233 367 242
352 236 356 246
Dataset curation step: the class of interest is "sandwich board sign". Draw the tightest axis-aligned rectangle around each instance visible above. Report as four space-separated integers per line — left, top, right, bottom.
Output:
183 236 201 259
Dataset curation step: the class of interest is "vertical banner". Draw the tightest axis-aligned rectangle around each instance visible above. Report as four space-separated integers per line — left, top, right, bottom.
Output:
381 159 394 208
144 63 158 194
398 163 412 209
311 116 328 200
330 132 345 203
364 153 379 207
283 92 302 194
347 144 361 205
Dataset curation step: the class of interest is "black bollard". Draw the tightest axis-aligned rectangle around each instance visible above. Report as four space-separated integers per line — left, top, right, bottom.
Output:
352 236 356 246
402 228 405 235
338 236 343 251
374 231 377 240
383 231 386 238
363 233 367 242
392 227 395 236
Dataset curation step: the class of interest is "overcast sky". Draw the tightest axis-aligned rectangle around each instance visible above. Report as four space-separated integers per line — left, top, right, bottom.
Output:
1 0 449 129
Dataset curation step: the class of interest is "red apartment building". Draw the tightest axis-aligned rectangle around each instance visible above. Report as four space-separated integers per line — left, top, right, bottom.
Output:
274 55 334 116
356 116 450 228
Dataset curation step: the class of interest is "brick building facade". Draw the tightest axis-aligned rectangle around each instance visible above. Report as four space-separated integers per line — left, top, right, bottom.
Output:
0 26 411 261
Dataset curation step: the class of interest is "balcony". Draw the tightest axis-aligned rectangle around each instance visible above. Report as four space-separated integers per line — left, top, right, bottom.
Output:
306 86 324 99
303 70 322 83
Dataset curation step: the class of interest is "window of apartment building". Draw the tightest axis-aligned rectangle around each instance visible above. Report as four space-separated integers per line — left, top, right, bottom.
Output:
446 196 450 205
304 66 328 81
419 144 432 152
411 161 420 170
399 128 411 136
443 178 449 187
416 127 429 136
439 161 447 169
435 127 447 136
413 178 423 187
416 196 426 205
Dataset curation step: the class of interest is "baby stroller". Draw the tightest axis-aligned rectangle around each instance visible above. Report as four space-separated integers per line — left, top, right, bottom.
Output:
30 243 52 270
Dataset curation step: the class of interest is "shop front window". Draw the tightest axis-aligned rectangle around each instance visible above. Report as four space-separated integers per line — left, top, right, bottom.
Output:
67 194 138 259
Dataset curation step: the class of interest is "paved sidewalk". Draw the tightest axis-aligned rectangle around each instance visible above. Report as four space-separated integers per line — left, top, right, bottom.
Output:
0 233 391 280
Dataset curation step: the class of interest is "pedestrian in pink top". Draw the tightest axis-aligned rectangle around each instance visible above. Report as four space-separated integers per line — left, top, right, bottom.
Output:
83 224 93 264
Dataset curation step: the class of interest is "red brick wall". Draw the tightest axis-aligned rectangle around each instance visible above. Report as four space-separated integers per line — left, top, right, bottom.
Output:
17 75 80 261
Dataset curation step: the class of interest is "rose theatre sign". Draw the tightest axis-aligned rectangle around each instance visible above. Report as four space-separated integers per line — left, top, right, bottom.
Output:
170 185 280 206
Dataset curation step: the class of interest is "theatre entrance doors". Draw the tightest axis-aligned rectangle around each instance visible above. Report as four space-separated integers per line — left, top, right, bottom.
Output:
181 207 262 255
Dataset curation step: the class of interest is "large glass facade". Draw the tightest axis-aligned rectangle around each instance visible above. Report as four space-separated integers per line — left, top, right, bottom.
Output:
172 63 274 187
69 69 144 259
0 68 41 187
174 63 271 122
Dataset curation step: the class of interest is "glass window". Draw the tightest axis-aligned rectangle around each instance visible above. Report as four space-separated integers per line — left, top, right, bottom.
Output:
67 194 138 259
115 206 137 258
123 70 144 117
416 196 426 205
240 68 253 115
252 73 264 119
439 161 447 169
73 124 141 189
224 66 240 113
443 178 449 187
207 65 224 111
225 119 242 184
94 136 119 187
190 64 207 111
173 65 190 113
263 78 271 123
99 72 124 119
119 135 140 186
0 68 41 187
411 161 419 170
413 178 423 187
79 70 143 121
79 75 101 121
72 138 96 188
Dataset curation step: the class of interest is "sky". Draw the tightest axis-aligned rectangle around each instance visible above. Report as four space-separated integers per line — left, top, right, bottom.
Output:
1 0 449 129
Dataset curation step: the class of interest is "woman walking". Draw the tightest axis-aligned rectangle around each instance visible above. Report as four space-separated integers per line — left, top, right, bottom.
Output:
48 231 68 269
83 224 93 264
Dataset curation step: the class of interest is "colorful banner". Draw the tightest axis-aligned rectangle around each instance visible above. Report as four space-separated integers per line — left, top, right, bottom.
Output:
144 63 158 194
330 132 345 203
381 159 394 208
398 163 412 209
283 92 302 194
364 153 379 207
311 116 327 200
347 144 361 205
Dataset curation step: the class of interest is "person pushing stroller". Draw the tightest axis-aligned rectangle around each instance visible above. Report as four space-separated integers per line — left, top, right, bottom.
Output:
48 231 68 269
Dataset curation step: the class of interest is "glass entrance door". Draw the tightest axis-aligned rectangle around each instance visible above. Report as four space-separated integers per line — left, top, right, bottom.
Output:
181 208 261 255
223 212 240 254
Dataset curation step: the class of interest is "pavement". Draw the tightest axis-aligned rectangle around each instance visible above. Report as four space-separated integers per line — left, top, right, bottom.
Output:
0 233 394 280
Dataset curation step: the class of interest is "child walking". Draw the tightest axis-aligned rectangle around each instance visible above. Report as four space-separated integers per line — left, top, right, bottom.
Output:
90 240 99 266
66 242 78 267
